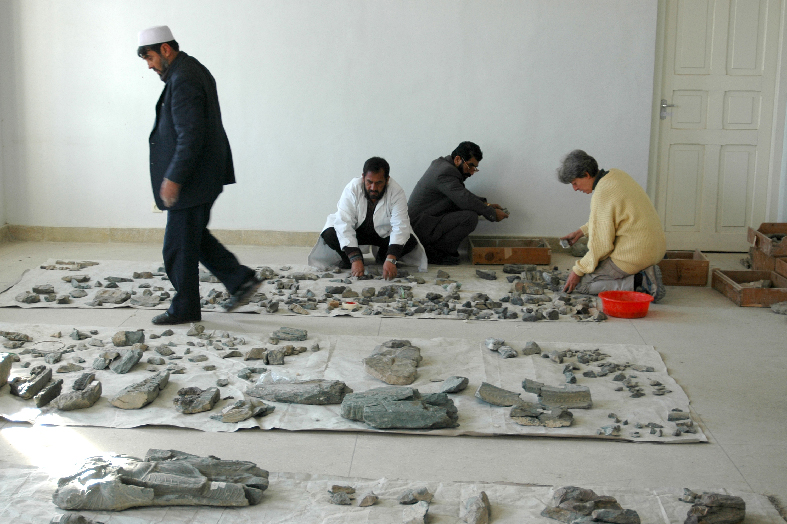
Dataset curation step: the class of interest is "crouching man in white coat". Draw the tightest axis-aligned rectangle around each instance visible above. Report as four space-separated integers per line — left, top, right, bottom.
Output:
308 157 427 279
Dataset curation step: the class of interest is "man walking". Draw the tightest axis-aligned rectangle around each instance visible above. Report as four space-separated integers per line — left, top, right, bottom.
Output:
138 25 260 325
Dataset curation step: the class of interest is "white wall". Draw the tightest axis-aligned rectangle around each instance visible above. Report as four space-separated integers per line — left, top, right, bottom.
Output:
0 0 10 226
0 0 658 237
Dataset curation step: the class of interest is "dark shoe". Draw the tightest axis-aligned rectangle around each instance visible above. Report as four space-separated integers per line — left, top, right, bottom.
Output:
222 274 263 312
152 311 200 325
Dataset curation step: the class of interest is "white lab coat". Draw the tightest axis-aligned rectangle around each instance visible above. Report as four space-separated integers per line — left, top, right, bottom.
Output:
307 176 428 272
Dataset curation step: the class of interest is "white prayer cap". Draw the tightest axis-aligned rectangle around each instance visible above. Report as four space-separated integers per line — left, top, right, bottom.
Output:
138 25 175 46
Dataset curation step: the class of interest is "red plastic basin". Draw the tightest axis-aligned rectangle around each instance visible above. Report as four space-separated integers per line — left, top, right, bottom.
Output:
598 291 654 318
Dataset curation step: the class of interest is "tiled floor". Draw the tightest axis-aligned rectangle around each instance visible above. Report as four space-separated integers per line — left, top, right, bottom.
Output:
1 241 785 506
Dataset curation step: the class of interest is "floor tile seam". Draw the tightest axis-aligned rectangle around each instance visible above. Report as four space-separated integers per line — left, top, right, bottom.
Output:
702 424 757 493
346 434 360 477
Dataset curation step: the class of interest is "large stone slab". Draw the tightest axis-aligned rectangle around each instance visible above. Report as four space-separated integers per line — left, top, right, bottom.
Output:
363 340 423 385
246 379 352 405
53 449 269 510
110 371 169 410
341 386 459 430
51 380 102 411
109 348 143 374
541 486 638 524
92 289 131 304
538 384 593 409
9 365 52 399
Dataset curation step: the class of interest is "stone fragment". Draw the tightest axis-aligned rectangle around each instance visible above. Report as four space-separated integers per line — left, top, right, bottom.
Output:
441 376 469 393
363 340 422 385
684 493 745 524
359 492 379 507
541 486 634 524
462 491 491 524
771 301 787 315
57 363 84 373
211 399 275 423
110 371 169 409
49 514 103 524
484 337 504 350
53 449 268 510
476 269 497 280
475 382 523 407
403 500 430 524
341 386 458 429
0 330 34 342
538 384 593 409
111 330 146 347
51 380 102 411
34 378 64 407
69 289 88 299
16 291 41 303
147 356 165 365
247 379 352 404
510 404 573 428
522 340 542 355
92 289 131 304
186 324 205 336
33 284 55 294
0 352 13 387
109 348 143 374
329 492 352 505
72 372 96 391
592 509 641 524
399 487 434 504
173 386 220 414
668 411 691 421
497 345 518 358
266 347 286 365
9 365 52 399
56 295 71 304
272 327 307 341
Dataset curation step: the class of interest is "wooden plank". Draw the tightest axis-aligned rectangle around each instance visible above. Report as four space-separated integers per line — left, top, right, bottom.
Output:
711 269 787 307
748 223 787 257
750 247 776 272
775 256 787 278
470 237 551 265
658 249 709 286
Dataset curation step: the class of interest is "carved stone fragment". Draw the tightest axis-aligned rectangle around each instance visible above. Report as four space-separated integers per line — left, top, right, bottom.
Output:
272 327 307 341
34 378 64 408
363 340 422 385
110 371 169 409
53 449 269 510
684 493 745 524
440 376 469 393
510 404 573 428
403 500 430 524
9 365 52 399
92 289 131 304
173 386 220 414
359 492 379 507
111 330 146 347
109 348 143 374
341 386 458 429
399 487 434 504
462 491 491 524
51 380 102 411
541 486 638 524
211 399 275 423
247 379 352 404
475 382 523 407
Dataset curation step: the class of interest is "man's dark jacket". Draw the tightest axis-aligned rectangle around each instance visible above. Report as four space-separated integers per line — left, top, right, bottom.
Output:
149 52 234 210
407 156 497 234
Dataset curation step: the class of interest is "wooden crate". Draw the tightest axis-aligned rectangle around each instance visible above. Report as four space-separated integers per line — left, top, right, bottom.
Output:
658 250 709 286
775 256 787 278
711 269 787 307
470 237 551 265
750 247 776 272
747 223 787 257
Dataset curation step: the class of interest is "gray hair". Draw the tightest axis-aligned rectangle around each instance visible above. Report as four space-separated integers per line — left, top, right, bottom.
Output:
556 150 599 184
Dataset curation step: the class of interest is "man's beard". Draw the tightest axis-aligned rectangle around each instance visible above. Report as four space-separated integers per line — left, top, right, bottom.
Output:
156 56 170 77
364 185 386 201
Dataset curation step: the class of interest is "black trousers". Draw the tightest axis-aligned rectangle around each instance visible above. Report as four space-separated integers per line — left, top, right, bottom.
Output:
163 201 254 319
412 210 479 259
321 227 419 266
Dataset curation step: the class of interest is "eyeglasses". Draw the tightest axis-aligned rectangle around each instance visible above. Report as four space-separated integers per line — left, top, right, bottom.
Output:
462 158 479 173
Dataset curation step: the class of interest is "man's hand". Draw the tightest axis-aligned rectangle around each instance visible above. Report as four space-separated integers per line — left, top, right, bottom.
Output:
561 229 584 246
494 208 509 222
383 258 398 280
351 259 365 278
563 270 581 293
160 178 182 208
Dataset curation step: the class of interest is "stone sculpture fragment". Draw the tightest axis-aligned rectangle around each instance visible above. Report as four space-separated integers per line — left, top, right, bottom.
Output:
211 399 275 423
51 380 102 411
341 386 458 429
462 491 492 524
510 404 573 428
475 382 523 407
173 386 220 414
403 500 430 524
683 492 745 524
9 365 52 399
53 449 269 510
541 486 640 524
247 379 352 404
110 371 169 410
0 352 13 387
34 378 63 408
440 376 469 393
109 348 143 374
363 339 423 385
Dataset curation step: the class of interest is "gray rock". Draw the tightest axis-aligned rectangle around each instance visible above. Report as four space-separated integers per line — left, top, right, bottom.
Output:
399 487 434 504
541 486 632 524
33 284 55 294
266 347 286 365
247 379 352 404
112 330 146 347
539 384 593 409
510 405 573 428
53 449 269 510
16 291 41 303
210 399 275 423
484 337 504 350
498 345 518 358
72 373 96 391
440 376 469 393
51 380 102 411
325 286 346 294
9 365 52 399
593 509 641 524
49 513 104 524
341 386 459 429
110 371 169 409
571 240 589 257
92 289 131 304
522 341 542 355
329 492 353 505
272 327 307 341
147 356 165 365
56 363 85 373
69 289 88 299
403 500 430 524
358 492 379 507
476 269 497 280
34 378 64 407
685 493 745 524
109 348 143 374
186 324 205 336
363 340 422 385
173 386 220 414
462 491 491 524
436 270 450 279
771 301 787 315
475 382 523 407
0 352 14 387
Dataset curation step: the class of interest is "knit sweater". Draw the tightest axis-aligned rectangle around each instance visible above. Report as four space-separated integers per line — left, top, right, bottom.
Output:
574 169 666 277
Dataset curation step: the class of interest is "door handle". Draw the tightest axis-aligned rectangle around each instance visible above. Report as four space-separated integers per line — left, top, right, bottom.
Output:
660 99 676 120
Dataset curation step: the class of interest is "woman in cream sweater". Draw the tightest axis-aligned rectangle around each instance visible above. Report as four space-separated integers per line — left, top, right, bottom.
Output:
557 150 666 301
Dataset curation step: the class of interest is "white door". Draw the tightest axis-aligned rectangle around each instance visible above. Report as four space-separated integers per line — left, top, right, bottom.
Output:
654 0 782 251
